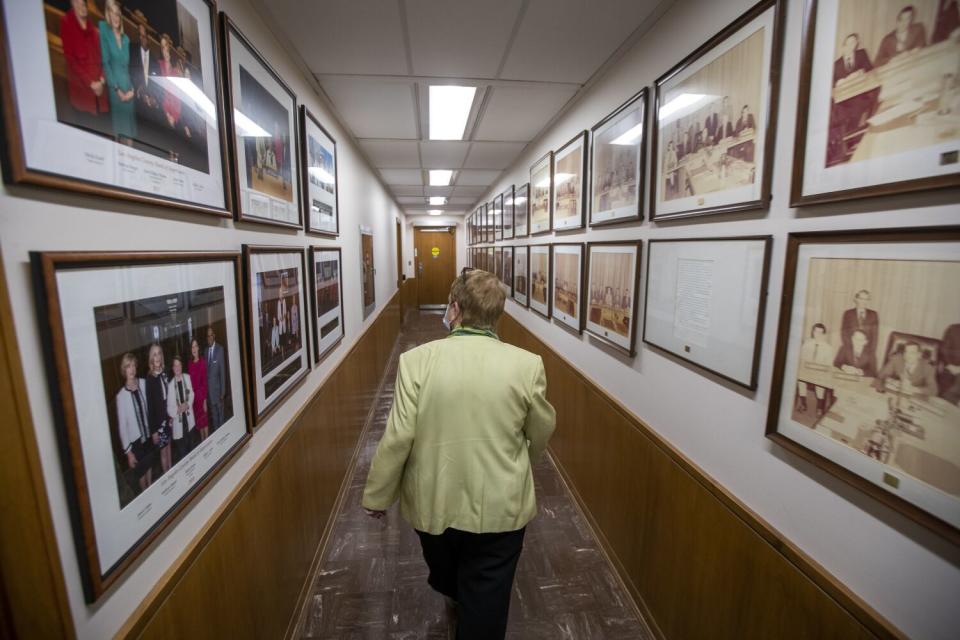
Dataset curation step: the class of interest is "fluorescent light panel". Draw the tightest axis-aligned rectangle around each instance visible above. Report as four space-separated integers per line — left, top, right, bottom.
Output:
428 209 443 216
429 196 447 205
429 170 453 186
429 85 476 140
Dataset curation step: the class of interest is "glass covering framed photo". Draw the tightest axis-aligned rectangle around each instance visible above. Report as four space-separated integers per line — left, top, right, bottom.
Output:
552 131 588 231
643 236 772 389
529 244 551 318
502 185 515 240
650 0 785 221
502 246 514 297
514 182 530 238
792 0 960 205
300 106 339 235
495 193 504 242
31 250 250 601
494 246 503 281
242 244 310 425
309 246 344 363
590 89 648 227
0 0 231 216
221 13 301 228
530 152 553 235
767 226 960 544
585 241 643 356
514 245 529 307
551 243 585 333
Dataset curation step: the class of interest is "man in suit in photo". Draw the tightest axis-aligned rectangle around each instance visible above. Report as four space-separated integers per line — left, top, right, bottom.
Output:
840 289 880 354
939 323 960 404
875 5 928 67
827 33 880 166
833 329 878 377
205 326 226 431
873 341 938 395
130 20 161 128
833 33 873 84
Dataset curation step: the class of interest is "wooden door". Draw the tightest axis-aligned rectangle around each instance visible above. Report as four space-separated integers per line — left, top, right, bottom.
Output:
415 226 456 308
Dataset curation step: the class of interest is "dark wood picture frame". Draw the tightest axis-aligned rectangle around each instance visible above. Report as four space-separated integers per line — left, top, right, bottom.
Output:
649 0 785 221
299 106 340 236
241 244 311 426
308 246 345 364
530 151 554 236
766 226 960 544
550 242 586 334
0 0 232 218
584 241 643 356
495 193 504 242
502 246 515 297
642 235 772 390
30 250 251 602
502 184 515 240
589 89 648 227
514 182 531 238
790 0 960 206
513 245 530 308
529 244 553 319
552 131 588 232
220 13 302 229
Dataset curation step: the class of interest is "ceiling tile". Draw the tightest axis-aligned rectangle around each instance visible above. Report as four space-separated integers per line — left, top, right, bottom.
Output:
360 140 421 168
456 169 502 186
463 142 527 169
474 85 578 141
381 169 424 185
397 196 426 204
451 185 487 197
500 0 661 83
424 186 455 197
391 185 425 196
321 78 418 139
419 142 469 169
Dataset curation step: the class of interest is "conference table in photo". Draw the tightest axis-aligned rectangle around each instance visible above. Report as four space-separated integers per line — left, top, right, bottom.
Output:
671 131 757 197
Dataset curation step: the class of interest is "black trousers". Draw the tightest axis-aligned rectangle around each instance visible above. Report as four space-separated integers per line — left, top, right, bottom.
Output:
416 527 525 640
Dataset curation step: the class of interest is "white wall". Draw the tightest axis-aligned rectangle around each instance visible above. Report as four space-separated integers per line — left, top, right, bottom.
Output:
475 0 960 638
0 1 405 637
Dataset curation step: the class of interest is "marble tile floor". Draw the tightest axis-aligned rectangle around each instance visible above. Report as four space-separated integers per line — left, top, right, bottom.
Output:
296 311 653 639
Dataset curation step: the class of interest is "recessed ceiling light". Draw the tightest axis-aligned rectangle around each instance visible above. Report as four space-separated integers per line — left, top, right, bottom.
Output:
429 196 447 205
428 209 443 216
429 85 477 140
429 170 453 186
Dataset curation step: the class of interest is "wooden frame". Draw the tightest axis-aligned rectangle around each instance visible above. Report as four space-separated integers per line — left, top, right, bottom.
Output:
0 0 232 217
502 185 515 240
513 245 530 307
30 250 251 601
642 236 772 389
528 244 553 319
552 131 588 231
589 89 648 227
514 182 531 238
502 246 515 297
308 246 345 364
299 106 340 236
530 151 554 236
766 226 960 544
220 13 302 229
241 244 311 426
495 193 504 242
550 242 586 334
790 0 960 206
584 241 643 356
649 0 785 221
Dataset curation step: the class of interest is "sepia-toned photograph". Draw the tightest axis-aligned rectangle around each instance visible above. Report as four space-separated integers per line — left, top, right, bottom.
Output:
591 90 647 225
514 246 529 306
514 183 530 237
503 246 514 296
530 152 553 234
302 107 338 235
495 194 504 242
553 132 587 230
794 0 960 203
310 247 344 362
530 246 551 317
495 247 504 282
503 186 515 239
586 243 641 355
551 244 584 332
768 229 960 540
652 0 781 219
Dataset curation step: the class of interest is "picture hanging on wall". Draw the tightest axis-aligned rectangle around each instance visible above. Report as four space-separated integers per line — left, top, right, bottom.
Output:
551 243 585 333
309 246 344 363
590 89 648 226
650 0 784 220
767 227 960 544
585 241 643 356
242 245 310 425
485 201 493 244
530 152 553 235
222 13 301 228
552 131 588 231
514 183 531 238
643 236 772 389
529 244 552 318
495 193 504 242
487 246 495 274
494 247 504 282
503 185 515 240
360 226 376 317
514 245 530 306
502 246 515 297
791 0 960 206
31 250 250 601
300 106 339 235
0 0 231 216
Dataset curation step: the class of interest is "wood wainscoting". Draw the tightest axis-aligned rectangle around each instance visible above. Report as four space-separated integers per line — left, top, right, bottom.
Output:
400 276 418 322
498 313 903 640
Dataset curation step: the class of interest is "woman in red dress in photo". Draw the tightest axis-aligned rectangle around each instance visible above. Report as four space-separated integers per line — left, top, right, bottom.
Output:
188 338 210 442
158 34 182 128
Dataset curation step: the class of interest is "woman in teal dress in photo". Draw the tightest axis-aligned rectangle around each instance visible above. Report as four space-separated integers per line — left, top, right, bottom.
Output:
99 0 136 141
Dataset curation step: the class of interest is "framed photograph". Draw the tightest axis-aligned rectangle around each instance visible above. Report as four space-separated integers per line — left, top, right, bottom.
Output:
514 183 530 238
530 152 553 235
502 246 515 296
309 247 344 363
590 89 648 226
585 241 643 356
529 244 552 318
650 0 784 220
643 236 771 389
514 245 530 306
360 226 376 317
494 193 504 242
31 250 249 601
242 245 310 424
487 247 495 274
502 185 515 239
481 202 488 244
494 247 503 282
0 0 230 216
552 131 588 231
792 0 960 205
221 14 301 228
767 227 960 543
551 243 585 333
300 106 339 235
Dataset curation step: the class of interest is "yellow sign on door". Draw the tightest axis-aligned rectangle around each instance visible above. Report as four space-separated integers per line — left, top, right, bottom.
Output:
431 247 440 258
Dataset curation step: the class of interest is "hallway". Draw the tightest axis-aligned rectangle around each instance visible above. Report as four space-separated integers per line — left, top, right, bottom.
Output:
296 311 653 639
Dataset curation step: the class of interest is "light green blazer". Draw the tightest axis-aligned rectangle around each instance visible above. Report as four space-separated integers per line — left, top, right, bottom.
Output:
362 326 557 535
